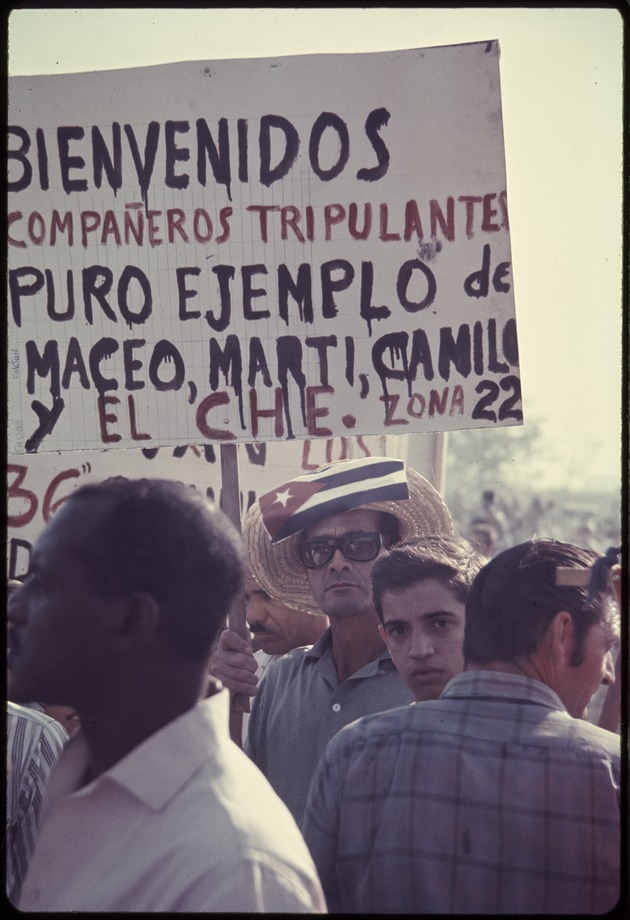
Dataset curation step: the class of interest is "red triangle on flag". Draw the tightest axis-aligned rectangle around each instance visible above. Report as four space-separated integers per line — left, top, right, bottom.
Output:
259 480 324 540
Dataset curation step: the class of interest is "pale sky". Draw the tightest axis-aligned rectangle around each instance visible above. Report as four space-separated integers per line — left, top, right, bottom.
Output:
7 6 623 493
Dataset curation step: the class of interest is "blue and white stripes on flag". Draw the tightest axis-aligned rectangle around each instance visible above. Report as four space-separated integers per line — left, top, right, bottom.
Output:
258 458 409 543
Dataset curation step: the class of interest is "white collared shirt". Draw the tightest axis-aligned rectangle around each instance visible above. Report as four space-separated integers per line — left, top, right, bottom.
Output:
19 690 326 913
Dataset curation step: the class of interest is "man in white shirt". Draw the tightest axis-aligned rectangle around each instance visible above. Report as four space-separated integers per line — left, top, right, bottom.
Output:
7 477 326 913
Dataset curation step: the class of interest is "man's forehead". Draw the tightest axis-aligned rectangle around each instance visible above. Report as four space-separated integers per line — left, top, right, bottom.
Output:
304 507 382 538
245 576 268 596
381 579 464 616
31 525 81 578
34 496 104 558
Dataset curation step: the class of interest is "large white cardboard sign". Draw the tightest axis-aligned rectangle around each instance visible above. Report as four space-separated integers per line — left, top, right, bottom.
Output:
8 41 520 453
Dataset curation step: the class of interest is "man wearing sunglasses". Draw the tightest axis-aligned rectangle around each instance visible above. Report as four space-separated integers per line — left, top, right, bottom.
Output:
210 456 453 823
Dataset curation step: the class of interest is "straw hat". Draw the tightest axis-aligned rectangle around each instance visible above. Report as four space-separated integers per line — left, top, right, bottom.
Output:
244 457 453 612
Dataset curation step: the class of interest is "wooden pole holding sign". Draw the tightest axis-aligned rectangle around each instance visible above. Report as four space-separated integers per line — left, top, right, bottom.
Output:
219 442 250 746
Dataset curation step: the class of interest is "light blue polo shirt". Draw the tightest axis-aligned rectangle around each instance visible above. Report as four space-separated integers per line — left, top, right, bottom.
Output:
244 628 413 824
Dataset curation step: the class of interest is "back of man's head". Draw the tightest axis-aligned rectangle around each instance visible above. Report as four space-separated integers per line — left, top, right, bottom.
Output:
463 539 606 667
371 534 486 622
67 478 245 659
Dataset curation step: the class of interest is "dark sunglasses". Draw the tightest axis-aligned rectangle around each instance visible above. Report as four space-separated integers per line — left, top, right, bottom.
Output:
298 532 392 569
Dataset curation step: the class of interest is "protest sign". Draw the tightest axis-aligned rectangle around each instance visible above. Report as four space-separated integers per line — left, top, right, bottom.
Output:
8 41 520 454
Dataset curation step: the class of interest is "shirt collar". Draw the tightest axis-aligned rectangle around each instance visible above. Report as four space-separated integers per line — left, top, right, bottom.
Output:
304 627 396 675
304 627 333 660
45 691 231 814
440 670 568 713
110 692 230 808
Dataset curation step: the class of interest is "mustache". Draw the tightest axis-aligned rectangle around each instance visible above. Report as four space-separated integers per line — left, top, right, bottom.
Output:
248 624 271 634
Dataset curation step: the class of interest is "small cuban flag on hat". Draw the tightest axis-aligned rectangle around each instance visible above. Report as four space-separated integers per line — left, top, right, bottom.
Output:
258 458 409 544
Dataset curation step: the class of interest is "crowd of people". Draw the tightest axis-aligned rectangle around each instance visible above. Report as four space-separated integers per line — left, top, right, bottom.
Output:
6 457 622 912
452 487 621 561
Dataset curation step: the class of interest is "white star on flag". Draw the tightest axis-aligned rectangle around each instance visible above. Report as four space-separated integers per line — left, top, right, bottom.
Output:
272 488 294 508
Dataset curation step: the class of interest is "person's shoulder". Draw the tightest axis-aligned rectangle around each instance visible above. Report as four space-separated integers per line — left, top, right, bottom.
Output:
7 701 69 749
327 702 414 755
261 645 314 677
8 701 65 733
567 716 621 759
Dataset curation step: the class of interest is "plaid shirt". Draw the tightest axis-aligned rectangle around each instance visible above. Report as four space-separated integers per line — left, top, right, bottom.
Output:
302 671 621 914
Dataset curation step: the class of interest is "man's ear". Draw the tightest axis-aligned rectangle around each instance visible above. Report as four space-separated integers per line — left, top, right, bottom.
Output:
111 591 161 651
377 622 388 647
545 610 576 667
